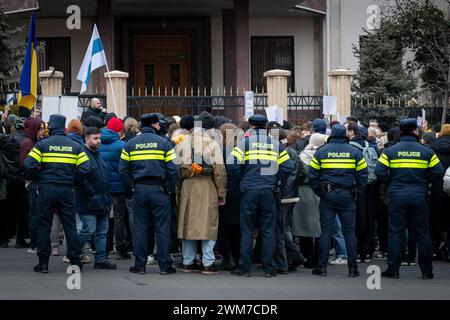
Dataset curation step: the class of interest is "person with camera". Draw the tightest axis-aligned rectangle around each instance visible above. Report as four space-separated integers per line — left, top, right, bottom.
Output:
308 124 368 277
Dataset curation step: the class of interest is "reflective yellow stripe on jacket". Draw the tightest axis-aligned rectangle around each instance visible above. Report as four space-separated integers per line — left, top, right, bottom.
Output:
378 154 438 169
278 150 290 165
41 152 77 165
76 152 89 166
28 147 42 163
230 147 244 162
121 149 175 162
309 157 366 171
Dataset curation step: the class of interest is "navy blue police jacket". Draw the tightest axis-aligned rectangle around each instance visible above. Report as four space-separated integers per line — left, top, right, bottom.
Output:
24 129 90 185
227 129 293 193
375 134 444 195
118 126 178 189
309 136 368 197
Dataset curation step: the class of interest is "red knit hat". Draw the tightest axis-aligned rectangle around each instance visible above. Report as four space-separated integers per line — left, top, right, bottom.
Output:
107 117 123 133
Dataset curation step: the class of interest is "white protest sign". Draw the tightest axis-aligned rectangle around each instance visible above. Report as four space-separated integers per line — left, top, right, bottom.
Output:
416 116 423 127
265 105 284 124
337 113 348 125
42 96 80 127
245 91 254 120
323 96 337 115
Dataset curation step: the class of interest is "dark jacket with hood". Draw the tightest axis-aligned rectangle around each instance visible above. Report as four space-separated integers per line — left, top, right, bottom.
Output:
20 118 42 170
75 146 111 215
99 128 126 194
0 133 21 184
428 135 450 231
24 115 91 185
67 132 84 146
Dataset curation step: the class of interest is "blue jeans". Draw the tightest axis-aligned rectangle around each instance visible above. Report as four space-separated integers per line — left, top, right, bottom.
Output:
78 213 109 263
239 189 277 274
333 216 348 258
26 181 38 249
182 239 216 267
318 190 357 269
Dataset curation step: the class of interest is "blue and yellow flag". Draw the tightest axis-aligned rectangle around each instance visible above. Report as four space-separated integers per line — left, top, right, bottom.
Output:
18 13 38 109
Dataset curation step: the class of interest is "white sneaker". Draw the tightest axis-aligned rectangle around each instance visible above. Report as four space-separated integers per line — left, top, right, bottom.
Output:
27 247 37 254
329 257 348 265
147 254 156 265
63 256 70 263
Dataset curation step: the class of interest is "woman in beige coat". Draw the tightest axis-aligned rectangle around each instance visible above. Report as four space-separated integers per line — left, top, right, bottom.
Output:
176 112 227 274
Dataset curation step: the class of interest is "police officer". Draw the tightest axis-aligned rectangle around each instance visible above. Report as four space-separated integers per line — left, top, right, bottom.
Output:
375 119 444 279
119 113 178 275
24 114 90 273
227 114 293 278
309 124 368 277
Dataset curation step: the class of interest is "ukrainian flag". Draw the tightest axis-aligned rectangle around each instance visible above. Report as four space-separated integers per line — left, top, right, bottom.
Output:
18 13 38 109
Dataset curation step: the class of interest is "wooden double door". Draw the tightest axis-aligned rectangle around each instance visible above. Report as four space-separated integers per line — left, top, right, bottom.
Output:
134 35 190 96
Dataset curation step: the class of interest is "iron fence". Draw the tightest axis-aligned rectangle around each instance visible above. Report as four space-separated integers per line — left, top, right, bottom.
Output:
127 94 322 126
351 105 450 127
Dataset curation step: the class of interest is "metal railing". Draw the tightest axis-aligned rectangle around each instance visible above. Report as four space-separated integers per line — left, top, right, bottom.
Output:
127 94 322 126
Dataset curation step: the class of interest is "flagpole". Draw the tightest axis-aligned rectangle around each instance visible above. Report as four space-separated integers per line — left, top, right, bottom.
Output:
102 50 118 116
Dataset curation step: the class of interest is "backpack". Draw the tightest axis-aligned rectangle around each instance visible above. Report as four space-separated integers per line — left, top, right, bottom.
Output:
349 140 378 184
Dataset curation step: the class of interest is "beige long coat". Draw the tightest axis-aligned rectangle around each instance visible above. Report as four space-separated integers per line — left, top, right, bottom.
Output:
176 129 227 240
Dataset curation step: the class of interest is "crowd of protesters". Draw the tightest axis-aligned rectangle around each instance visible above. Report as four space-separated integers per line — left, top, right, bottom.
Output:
1 97 450 278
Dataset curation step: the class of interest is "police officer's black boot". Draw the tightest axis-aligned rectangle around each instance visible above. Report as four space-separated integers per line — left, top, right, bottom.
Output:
381 268 400 279
348 265 360 277
129 266 146 274
33 262 48 273
312 267 327 276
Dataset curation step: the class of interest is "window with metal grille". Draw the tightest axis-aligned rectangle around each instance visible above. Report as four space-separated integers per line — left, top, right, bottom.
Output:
251 36 294 92
37 37 71 93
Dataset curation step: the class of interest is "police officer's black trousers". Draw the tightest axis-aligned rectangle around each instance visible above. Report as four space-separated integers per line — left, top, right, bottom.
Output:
275 203 304 271
318 190 358 269
132 184 172 270
36 184 82 265
387 193 432 274
239 189 277 274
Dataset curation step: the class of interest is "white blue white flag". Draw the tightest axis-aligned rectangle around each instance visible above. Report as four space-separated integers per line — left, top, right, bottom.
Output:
77 24 107 93
6 93 15 108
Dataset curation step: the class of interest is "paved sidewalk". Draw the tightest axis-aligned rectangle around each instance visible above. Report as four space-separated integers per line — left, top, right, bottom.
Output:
0 248 449 300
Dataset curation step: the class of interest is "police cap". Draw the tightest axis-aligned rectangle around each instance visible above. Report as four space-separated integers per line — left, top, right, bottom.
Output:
140 113 160 127
249 114 268 127
312 118 327 134
48 114 66 130
399 118 418 133
329 124 347 139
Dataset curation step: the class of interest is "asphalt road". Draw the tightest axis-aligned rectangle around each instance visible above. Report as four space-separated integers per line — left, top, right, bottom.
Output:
1 247 449 300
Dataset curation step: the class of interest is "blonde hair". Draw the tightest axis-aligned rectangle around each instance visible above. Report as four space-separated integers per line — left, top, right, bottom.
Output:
439 124 450 137
123 117 140 135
